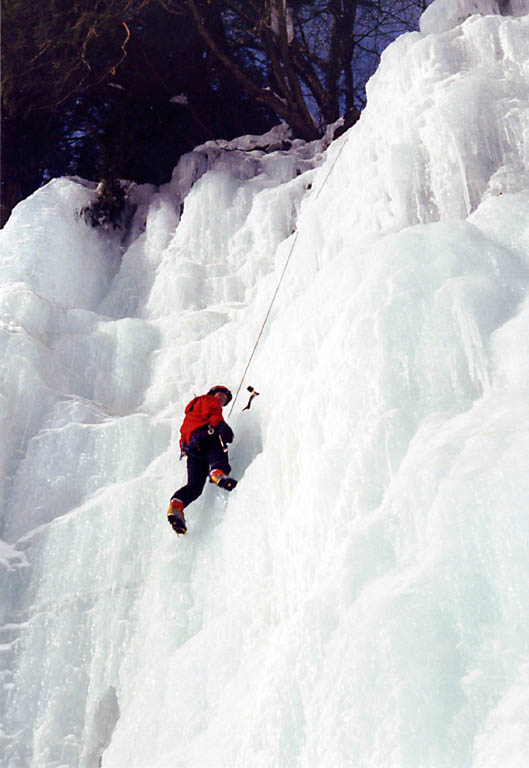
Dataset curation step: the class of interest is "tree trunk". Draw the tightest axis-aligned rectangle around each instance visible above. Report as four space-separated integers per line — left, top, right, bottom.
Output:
186 0 319 140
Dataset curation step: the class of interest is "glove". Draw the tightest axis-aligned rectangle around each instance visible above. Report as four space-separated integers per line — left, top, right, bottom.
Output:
217 421 233 444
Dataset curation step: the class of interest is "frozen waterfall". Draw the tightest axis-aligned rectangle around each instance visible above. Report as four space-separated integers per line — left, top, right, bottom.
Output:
1 1 529 766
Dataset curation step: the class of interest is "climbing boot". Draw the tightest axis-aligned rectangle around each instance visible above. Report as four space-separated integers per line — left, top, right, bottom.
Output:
209 469 237 491
167 498 187 535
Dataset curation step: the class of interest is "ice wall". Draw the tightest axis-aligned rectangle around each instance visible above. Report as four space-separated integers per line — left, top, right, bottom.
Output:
1 1 529 766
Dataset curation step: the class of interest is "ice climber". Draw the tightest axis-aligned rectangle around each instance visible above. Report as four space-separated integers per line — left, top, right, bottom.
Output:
167 386 237 534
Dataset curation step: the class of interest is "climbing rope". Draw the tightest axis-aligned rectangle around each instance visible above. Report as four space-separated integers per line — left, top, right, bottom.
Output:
228 229 300 416
228 130 351 416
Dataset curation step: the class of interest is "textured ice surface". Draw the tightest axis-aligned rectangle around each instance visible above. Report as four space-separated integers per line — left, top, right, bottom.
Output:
420 0 529 34
1 0 529 766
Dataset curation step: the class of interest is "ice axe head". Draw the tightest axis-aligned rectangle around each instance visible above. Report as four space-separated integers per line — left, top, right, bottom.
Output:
243 386 260 410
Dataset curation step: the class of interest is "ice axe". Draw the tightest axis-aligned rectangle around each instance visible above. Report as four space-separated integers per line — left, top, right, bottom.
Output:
243 386 260 411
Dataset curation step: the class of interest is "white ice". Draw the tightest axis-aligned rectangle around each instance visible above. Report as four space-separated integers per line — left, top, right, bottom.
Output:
1 0 529 766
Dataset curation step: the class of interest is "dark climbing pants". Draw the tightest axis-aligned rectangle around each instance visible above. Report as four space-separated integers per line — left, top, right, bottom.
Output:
172 429 231 508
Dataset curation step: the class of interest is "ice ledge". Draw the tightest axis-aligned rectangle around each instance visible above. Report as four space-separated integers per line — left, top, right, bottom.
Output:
420 0 529 34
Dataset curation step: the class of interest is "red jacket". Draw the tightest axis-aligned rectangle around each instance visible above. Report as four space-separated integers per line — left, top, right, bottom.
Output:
180 394 226 445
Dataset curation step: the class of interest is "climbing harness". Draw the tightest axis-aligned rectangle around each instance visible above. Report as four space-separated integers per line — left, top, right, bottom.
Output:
228 130 351 416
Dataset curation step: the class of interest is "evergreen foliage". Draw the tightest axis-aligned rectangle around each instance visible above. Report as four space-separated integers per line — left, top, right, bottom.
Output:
80 178 129 230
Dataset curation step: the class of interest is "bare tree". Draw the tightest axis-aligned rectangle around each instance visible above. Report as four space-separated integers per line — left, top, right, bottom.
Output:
160 0 430 139
1 0 430 224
